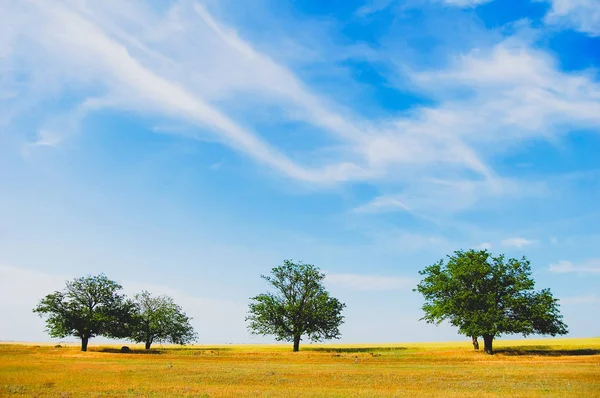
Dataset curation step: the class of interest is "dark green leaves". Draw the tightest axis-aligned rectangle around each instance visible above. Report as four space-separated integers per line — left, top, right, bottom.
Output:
246 260 346 349
415 250 568 339
33 274 133 349
129 291 197 348
34 276 196 351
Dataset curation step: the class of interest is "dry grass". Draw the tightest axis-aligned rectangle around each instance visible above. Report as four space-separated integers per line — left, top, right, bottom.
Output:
1 338 599 397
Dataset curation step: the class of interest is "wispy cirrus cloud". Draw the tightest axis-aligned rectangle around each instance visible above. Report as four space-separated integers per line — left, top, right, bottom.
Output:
542 0 600 36
1 0 494 197
353 195 411 214
3 0 600 222
2 1 369 184
356 0 493 17
355 0 395 17
352 175 546 219
409 39 600 145
2 0 493 188
548 259 600 274
326 273 417 291
350 36 600 217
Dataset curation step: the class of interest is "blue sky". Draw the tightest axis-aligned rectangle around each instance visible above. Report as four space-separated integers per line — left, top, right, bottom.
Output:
1 0 599 344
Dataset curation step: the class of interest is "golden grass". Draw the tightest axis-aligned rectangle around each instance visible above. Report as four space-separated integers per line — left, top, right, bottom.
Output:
1 337 599 397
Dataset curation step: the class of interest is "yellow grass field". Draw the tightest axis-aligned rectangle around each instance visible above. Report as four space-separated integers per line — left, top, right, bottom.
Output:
1 338 599 397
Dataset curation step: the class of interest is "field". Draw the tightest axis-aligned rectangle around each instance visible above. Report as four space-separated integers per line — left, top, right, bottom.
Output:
1 338 599 397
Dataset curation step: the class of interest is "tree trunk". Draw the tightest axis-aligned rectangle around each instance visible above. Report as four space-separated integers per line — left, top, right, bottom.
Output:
145 341 152 350
471 336 479 350
293 335 301 352
483 334 494 355
81 336 89 352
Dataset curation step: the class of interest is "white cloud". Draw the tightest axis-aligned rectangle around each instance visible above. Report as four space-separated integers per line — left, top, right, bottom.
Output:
2 0 496 200
475 242 493 250
190 3 365 143
548 259 600 274
367 37 600 216
326 273 416 291
33 130 64 147
347 36 599 217
411 40 600 144
7 0 494 187
501 237 535 248
356 0 492 16
3 0 600 221
353 176 543 219
353 195 411 214
2 1 369 184
356 0 395 16
543 0 600 36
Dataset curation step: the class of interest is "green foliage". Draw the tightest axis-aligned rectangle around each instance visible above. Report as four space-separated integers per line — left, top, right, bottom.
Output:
33 274 134 350
247 260 346 350
129 291 197 349
415 249 568 349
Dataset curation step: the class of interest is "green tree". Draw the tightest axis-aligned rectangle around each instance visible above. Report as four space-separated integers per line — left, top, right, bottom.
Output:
415 249 568 354
129 291 197 350
33 274 134 351
247 260 346 351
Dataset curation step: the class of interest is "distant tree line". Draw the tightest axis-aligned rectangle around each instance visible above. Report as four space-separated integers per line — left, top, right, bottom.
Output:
35 249 568 355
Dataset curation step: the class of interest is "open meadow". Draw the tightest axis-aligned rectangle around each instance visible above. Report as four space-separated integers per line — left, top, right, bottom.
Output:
1 337 599 397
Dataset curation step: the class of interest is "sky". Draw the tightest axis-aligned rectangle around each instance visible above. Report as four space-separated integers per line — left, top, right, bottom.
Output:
1 0 599 345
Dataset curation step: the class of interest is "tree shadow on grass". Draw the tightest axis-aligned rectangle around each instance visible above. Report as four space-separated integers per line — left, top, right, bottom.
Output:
94 348 164 355
304 347 409 353
496 346 600 356
174 347 233 352
94 347 233 355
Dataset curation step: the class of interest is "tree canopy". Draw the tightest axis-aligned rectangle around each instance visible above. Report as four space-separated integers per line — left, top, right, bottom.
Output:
415 249 568 354
33 274 134 351
129 290 197 350
247 260 346 351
